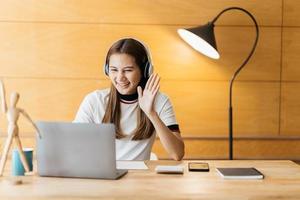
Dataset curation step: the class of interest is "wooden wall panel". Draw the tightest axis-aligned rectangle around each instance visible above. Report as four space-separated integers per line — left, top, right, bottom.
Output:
283 0 300 26
0 79 279 137
282 27 300 81
234 139 300 159
0 0 281 26
228 82 280 136
281 83 300 136
157 139 229 159
0 24 280 81
153 138 300 160
163 81 279 136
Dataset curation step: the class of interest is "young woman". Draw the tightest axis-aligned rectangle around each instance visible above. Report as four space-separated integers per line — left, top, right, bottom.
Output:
74 38 184 161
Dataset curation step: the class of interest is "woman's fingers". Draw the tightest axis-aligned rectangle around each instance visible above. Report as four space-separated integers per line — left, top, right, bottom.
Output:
137 86 143 99
153 85 160 96
151 75 160 94
145 73 154 90
148 74 159 91
146 73 157 90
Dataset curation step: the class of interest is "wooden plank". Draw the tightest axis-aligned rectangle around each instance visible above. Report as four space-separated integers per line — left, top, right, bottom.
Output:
282 27 300 81
0 79 279 137
234 139 300 159
0 0 282 26
281 83 300 136
283 0 300 26
0 24 281 81
153 139 228 159
163 81 280 136
1 137 299 160
153 138 300 160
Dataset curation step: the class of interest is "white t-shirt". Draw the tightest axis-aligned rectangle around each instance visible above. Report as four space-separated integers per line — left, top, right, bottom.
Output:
74 89 178 160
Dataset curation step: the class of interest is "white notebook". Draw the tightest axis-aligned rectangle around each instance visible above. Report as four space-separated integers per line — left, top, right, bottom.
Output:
216 167 264 179
117 161 148 170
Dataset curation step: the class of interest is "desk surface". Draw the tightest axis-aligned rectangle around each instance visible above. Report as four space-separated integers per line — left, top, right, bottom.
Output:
0 160 300 200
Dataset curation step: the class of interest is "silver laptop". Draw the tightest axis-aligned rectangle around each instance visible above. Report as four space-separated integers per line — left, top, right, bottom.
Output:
36 121 128 179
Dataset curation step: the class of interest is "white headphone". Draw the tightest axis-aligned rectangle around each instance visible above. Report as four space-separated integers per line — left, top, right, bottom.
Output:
103 38 153 78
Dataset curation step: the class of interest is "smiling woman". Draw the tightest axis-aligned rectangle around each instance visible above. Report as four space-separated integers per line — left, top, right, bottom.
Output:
73 38 185 161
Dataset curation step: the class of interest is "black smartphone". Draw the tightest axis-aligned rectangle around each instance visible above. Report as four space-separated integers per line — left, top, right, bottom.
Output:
188 162 209 172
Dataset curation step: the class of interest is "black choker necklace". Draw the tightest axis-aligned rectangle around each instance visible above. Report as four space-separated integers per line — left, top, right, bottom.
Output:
118 92 138 101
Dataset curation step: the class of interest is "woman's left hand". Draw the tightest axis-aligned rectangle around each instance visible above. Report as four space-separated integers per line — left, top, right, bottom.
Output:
137 74 160 117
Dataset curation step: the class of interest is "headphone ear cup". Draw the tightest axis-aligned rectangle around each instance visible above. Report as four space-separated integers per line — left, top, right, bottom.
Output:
104 63 109 76
144 61 153 79
144 62 149 78
145 62 153 78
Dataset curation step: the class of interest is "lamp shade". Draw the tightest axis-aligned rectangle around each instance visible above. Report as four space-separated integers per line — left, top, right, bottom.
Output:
177 22 220 59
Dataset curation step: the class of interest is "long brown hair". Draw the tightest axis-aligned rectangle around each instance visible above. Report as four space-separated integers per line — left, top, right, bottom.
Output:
102 38 155 140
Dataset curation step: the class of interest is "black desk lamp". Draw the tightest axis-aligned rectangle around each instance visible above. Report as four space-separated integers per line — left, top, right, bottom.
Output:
177 7 259 160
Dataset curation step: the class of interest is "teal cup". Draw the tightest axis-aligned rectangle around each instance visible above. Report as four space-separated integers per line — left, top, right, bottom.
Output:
12 148 33 176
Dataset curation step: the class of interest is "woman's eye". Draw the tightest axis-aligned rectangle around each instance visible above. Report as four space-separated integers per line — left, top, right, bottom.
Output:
110 69 117 72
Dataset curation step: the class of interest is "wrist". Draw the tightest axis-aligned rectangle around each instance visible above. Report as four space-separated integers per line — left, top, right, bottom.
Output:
146 110 158 121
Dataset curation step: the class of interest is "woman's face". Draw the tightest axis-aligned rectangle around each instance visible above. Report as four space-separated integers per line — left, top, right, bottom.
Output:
108 53 142 95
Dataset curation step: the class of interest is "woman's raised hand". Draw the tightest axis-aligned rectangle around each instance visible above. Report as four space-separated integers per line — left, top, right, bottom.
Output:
137 74 160 117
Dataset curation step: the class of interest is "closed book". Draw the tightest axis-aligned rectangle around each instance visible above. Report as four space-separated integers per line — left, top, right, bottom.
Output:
216 167 264 179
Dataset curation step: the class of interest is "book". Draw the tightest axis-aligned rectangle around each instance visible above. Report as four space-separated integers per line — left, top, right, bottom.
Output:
216 167 264 179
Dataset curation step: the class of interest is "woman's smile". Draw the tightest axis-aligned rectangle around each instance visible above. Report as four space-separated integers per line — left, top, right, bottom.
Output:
116 81 130 89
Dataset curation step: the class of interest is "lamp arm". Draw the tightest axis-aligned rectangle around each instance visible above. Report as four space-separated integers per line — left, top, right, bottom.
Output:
212 7 259 106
